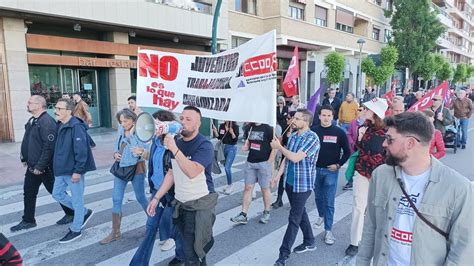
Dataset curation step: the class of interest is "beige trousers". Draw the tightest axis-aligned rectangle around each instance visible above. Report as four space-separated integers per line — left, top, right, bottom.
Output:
350 171 371 246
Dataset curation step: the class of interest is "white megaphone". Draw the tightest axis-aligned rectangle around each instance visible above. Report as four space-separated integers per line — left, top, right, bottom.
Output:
135 112 183 143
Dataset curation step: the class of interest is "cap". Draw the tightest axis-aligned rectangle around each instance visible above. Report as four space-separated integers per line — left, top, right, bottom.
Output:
363 97 389 119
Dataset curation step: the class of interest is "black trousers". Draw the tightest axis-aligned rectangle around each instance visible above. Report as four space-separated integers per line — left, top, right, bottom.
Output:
23 168 74 223
175 209 209 266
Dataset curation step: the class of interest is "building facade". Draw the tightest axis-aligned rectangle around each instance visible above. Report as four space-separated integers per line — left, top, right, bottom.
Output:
0 0 228 142
228 0 393 103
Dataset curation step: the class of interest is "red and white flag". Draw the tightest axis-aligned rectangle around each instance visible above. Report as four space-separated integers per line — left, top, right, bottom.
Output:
408 81 449 112
282 46 299 97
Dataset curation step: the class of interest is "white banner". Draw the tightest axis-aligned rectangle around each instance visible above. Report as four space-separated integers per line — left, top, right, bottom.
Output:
136 30 277 126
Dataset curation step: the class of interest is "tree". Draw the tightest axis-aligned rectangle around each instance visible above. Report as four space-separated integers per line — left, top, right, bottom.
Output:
467 66 474 79
453 64 467 84
436 61 453 82
324 52 345 86
361 45 399 86
386 0 445 75
418 53 436 87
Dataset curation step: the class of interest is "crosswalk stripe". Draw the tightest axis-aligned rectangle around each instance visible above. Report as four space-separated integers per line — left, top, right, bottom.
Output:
216 191 353 265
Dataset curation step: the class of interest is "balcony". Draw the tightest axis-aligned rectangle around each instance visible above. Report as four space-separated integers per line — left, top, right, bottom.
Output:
436 36 452 49
437 13 453 27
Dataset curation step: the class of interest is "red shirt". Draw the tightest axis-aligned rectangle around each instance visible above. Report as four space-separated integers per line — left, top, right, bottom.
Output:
430 130 445 159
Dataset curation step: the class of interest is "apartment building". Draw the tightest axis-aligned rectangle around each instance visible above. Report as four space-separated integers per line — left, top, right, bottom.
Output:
0 0 228 142
433 0 474 67
228 0 394 102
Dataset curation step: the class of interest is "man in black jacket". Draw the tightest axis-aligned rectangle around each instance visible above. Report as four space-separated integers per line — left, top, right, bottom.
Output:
322 89 342 123
10 95 74 232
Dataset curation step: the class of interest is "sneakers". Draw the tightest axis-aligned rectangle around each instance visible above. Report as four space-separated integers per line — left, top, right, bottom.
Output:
259 210 271 224
461 144 466 149
59 229 82 243
168 257 184 265
313 217 324 229
343 182 353 191
274 255 289 266
293 243 317 254
345 244 359 256
56 214 74 225
10 220 37 232
324 231 335 245
82 209 94 229
230 212 248 225
160 238 176 251
223 184 233 195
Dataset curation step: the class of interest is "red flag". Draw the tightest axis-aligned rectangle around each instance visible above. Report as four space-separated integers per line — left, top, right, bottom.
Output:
444 89 454 108
383 89 395 117
408 81 449 112
282 47 299 97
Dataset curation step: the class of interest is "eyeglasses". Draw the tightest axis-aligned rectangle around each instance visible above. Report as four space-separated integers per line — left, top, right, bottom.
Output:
432 98 441 101
54 106 67 111
385 134 421 145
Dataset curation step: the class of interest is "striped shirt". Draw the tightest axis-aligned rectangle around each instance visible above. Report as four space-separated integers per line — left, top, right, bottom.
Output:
285 129 320 193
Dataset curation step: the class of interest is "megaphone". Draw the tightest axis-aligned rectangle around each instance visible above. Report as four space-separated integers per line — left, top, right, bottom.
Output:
135 112 183 143
135 112 155 143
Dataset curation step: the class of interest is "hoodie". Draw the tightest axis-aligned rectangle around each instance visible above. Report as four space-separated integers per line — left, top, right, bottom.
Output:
53 116 96 176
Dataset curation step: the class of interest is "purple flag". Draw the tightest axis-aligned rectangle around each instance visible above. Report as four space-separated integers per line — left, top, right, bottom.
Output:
307 87 323 115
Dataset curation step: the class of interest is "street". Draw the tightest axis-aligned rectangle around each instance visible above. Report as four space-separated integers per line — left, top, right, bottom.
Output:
0 118 473 265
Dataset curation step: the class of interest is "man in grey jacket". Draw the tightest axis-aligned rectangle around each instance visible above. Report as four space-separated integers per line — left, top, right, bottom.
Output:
358 112 472 265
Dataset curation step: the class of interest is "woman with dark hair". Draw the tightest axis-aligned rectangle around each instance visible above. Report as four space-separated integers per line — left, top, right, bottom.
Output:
100 108 149 245
345 98 388 257
130 110 184 265
212 121 240 194
276 96 289 131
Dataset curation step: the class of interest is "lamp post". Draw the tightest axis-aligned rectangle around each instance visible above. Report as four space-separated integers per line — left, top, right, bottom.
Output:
357 38 365 102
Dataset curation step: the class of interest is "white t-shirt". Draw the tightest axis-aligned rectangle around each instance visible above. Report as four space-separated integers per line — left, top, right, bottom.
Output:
388 169 430 266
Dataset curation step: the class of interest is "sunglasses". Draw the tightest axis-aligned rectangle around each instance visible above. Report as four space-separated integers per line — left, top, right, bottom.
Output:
432 99 441 101
357 108 364 112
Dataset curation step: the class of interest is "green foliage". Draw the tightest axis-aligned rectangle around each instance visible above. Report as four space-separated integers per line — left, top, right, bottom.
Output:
387 0 445 74
467 66 474 78
436 61 453 81
453 64 467 83
418 53 436 81
324 52 345 86
361 45 399 86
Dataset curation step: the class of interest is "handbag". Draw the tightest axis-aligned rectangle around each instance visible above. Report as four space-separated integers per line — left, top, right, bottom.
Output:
110 136 137 182
394 167 449 240
345 150 359 182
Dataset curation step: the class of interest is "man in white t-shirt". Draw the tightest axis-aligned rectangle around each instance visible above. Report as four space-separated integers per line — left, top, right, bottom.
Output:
357 112 472 265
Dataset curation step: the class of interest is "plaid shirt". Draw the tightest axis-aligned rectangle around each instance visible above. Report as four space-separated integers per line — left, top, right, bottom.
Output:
285 129 320 193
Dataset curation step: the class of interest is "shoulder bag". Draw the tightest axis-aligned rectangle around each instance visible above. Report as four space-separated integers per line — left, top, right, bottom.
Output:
110 135 137 182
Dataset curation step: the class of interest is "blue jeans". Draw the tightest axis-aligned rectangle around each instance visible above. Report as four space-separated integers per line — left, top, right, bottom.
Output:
112 174 148 214
279 185 314 257
52 175 87 233
223 144 237 185
130 193 183 266
340 123 350 134
457 118 469 145
314 168 339 231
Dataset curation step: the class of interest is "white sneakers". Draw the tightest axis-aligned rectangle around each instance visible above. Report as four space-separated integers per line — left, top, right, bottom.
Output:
313 217 324 229
160 238 176 251
223 184 233 195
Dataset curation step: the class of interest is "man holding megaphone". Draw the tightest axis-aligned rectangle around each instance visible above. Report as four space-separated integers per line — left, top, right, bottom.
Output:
146 106 217 266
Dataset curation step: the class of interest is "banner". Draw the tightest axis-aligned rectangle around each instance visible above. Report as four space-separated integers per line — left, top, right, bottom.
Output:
282 46 299 97
307 87 323 115
408 81 449 112
137 31 277 126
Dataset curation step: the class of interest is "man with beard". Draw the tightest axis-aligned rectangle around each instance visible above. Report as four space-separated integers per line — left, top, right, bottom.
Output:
147 106 217 265
270 109 320 266
357 112 472 265
10 95 75 232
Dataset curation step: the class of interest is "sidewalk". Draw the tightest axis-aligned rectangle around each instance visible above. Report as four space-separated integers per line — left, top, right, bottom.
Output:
0 128 117 188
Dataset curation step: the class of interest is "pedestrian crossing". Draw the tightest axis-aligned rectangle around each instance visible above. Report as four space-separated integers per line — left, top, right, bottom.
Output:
1 158 355 265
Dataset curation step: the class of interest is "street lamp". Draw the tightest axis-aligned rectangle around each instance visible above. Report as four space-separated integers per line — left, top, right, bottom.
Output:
357 38 366 102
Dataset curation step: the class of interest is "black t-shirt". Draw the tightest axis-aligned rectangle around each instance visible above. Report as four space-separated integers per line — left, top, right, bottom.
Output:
312 125 351 168
247 124 273 163
176 134 215 193
217 123 240 145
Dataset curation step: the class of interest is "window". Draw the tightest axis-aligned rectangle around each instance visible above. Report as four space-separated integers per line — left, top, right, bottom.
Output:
235 0 257 15
384 29 392 42
336 8 354 33
29 66 62 109
386 0 393 11
288 5 304 20
315 5 327 27
231 36 251 48
372 27 380 40
374 0 382 6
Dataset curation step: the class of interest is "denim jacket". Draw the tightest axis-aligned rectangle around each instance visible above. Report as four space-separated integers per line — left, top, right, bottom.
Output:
357 157 473 265
115 126 148 167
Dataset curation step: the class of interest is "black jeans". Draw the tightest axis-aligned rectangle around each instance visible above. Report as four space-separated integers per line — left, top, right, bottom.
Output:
175 209 207 266
279 185 314 257
23 168 74 223
277 176 285 197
